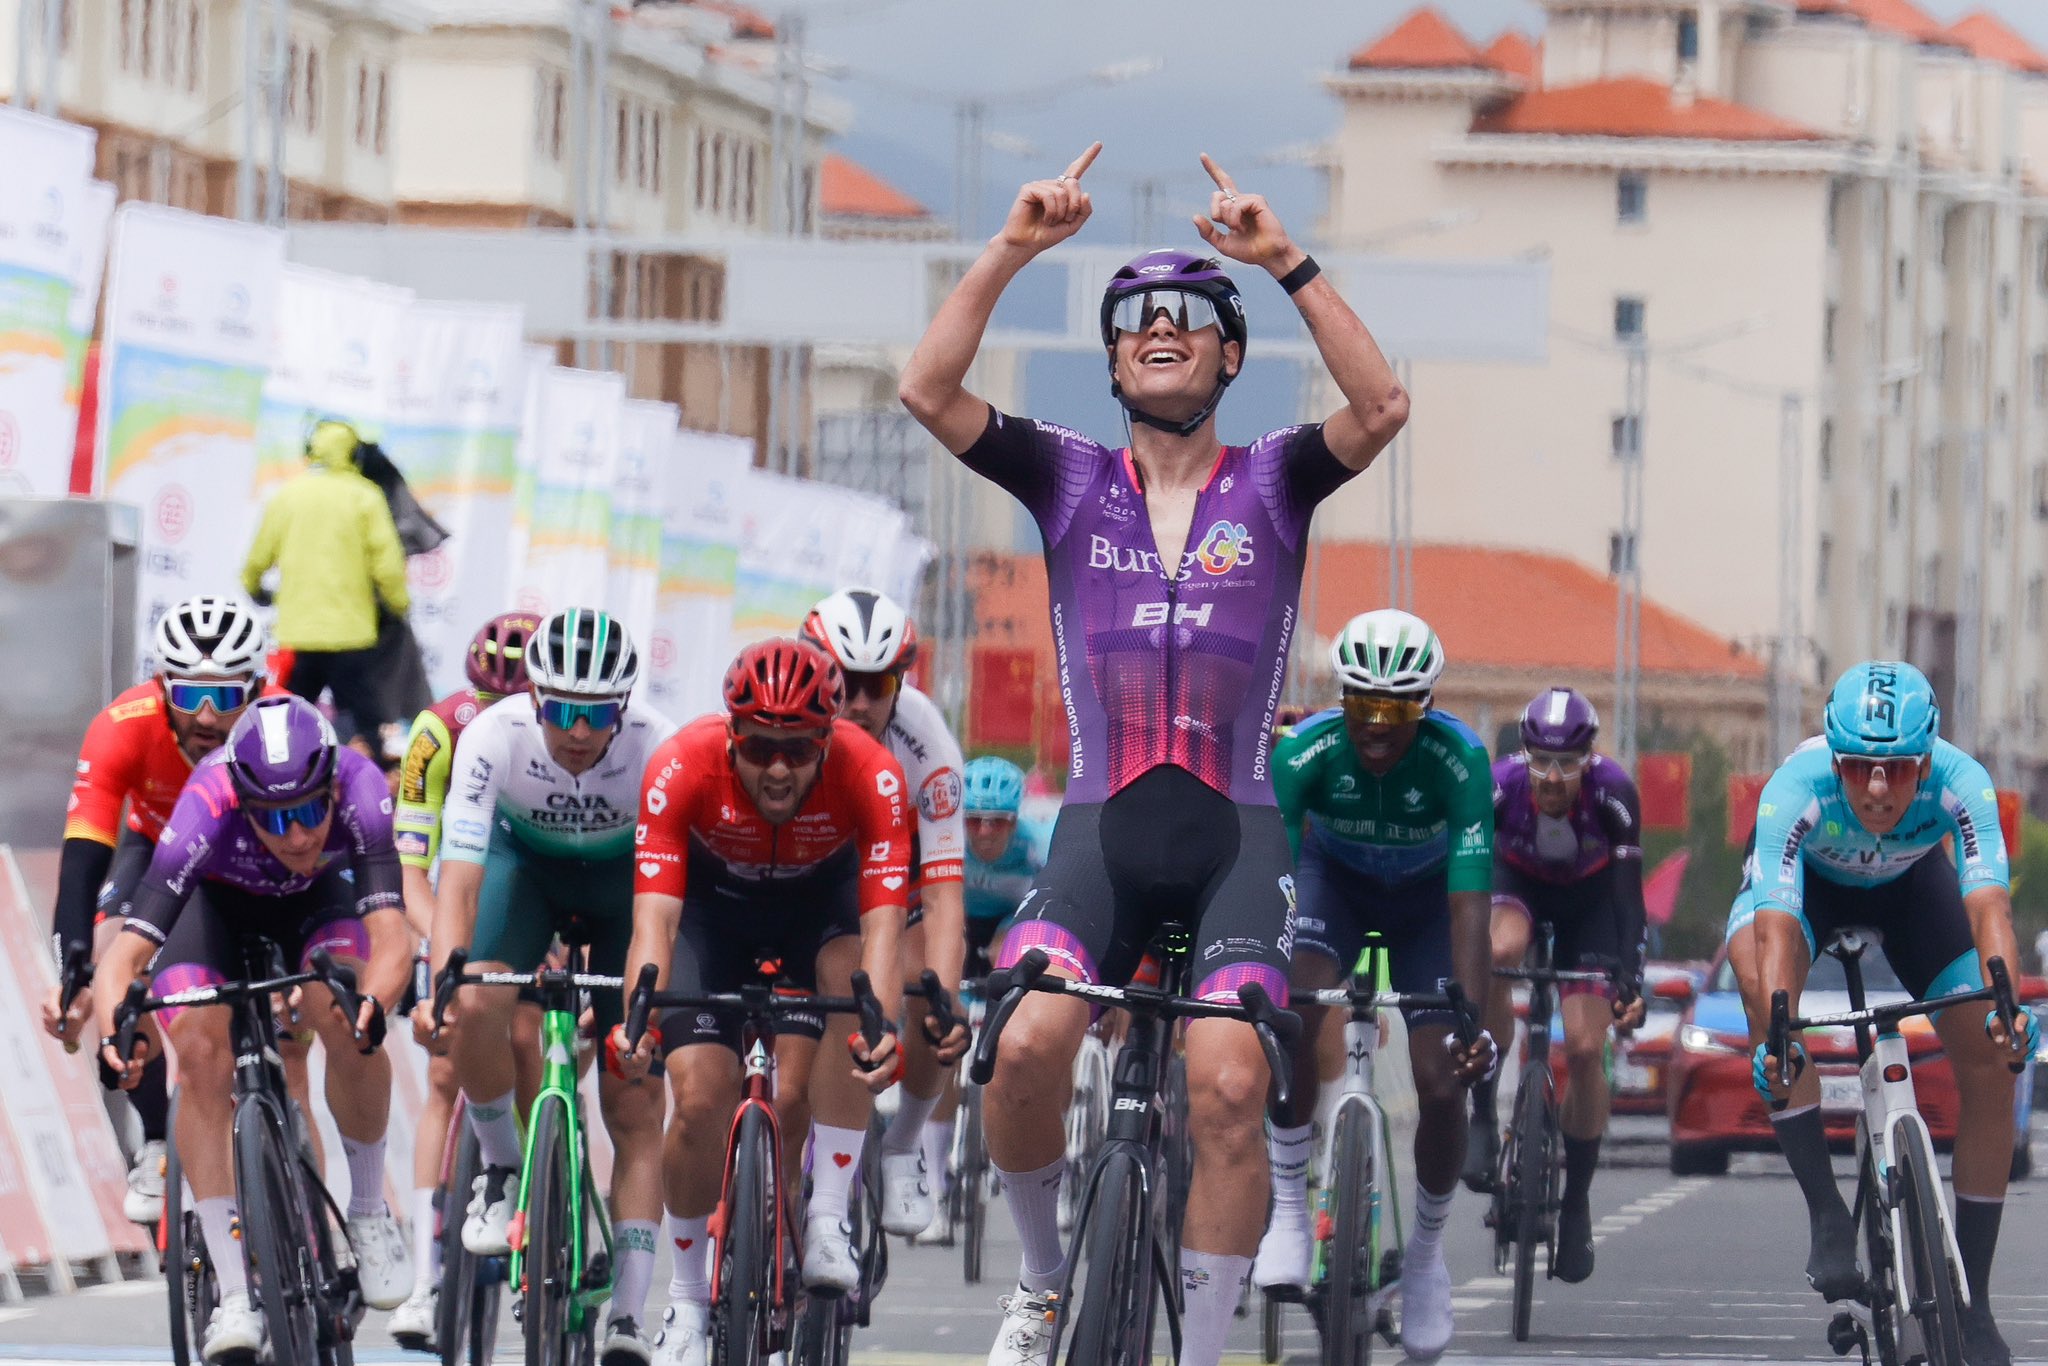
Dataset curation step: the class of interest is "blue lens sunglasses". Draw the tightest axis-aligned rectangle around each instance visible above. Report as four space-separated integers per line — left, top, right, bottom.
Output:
248 795 332 836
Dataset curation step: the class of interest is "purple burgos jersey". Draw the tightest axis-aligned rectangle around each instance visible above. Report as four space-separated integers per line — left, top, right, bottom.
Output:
962 409 1356 805
1491 752 1643 884
124 746 405 944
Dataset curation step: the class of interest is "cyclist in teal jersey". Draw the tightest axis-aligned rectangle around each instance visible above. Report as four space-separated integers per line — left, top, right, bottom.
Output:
1256 610 1497 1363
1733 662 2035 1366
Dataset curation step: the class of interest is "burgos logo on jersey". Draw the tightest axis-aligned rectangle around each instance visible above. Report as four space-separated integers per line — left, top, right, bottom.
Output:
1194 520 1253 575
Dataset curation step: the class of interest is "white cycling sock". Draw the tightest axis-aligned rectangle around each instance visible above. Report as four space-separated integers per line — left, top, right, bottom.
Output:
807 1124 866 1223
1408 1181 1456 1257
198 1197 248 1296
466 1090 521 1171
665 1214 711 1306
996 1157 1066 1291
883 1086 940 1154
1268 1122 1315 1234
608 1220 657 1324
341 1135 387 1219
922 1118 954 1198
412 1187 440 1290
1178 1250 1251 1366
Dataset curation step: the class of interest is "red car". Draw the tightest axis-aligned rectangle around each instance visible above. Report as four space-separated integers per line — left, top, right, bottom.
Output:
1663 946 2042 1177
1611 961 1707 1116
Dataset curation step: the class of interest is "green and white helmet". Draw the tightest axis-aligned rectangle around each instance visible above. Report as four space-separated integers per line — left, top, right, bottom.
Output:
1330 609 1445 696
527 608 640 697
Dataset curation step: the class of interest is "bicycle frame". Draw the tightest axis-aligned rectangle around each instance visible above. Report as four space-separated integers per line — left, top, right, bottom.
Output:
710 1026 790 1323
1316 953 1406 1312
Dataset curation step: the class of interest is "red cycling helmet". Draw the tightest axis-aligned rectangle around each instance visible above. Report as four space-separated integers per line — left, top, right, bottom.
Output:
723 638 845 730
466 611 543 697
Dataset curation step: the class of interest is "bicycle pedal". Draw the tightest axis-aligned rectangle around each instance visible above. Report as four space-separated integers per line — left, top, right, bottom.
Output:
1826 1310 1870 1365
1379 1249 1403 1284
1263 1284 1307 1305
1375 1307 1398 1346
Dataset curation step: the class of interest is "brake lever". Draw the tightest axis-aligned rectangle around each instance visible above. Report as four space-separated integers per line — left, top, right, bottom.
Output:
102 979 149 1090
1238 982 1296 1114
311 949 381 1053
432 947 469 1035
917 968 960 1049
625 963 660 1054
1443 980 1482 1049
850 969 889 1073
1767 989 1795 1113
1987 957 2028 1075
970 948 1049 1087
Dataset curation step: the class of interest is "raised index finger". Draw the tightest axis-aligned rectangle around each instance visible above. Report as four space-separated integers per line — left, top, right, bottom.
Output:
1199 152 1237 195
1063 142 1104 181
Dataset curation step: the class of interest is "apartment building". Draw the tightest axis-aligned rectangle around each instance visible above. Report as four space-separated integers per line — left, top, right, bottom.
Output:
1321 1 2048 795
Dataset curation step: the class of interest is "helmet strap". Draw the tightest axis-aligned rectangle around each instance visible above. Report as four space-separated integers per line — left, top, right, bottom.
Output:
1108 359 1236 439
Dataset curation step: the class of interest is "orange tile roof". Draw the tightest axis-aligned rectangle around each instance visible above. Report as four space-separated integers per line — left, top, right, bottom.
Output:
1471 77 1827 141
1945 11 2048 75
1483 30 1540 85
819 154 930 220
1796 0 1961 47
693 0 775 40
1349 5 1489 71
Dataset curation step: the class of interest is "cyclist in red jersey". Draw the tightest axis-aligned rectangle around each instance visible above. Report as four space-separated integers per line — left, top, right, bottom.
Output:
901 148 1446 1366
43 595 270 1224
614 639 908 1366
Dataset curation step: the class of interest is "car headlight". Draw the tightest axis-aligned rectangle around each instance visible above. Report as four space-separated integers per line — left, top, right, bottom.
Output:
1680 1023 1742 1055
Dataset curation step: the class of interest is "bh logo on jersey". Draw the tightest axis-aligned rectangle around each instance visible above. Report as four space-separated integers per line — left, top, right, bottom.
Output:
1194 520 1253 575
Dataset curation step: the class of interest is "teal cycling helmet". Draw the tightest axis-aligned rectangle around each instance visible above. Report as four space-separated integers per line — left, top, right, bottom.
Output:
961 756 1026 817
1823 660 1939 759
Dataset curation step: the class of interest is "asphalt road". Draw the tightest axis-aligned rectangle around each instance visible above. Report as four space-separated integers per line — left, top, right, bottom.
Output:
0 1116 2043 1364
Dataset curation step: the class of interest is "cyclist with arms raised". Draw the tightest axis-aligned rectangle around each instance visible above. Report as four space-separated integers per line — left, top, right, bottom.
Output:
424 609 674 1366
1253 610 1497 1361
615 638 907 1366
1733 662 2032 1366
899 143 1432 1366
92 695 416 1360
1465 686 1646 1285
45 596 270 1223
801 588 971 1237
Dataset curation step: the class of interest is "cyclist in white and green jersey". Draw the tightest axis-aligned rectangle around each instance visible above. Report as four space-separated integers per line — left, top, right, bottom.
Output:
1254 609 1497 1364
426 609 676 1366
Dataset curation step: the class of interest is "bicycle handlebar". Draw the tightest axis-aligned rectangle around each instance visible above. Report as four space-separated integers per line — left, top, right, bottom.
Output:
109 947 380 1065
1988 958 2027 1076
621 964 886 1057
56 939 92 1055
916 969 961 1048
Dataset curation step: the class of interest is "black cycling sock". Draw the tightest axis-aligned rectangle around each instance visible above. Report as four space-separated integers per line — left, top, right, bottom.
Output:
132 1052 170 1143
1562 1135 1601 1208
1770 1107 1850 1222
1955 1196 2002 1306
1470 1072 1498 1128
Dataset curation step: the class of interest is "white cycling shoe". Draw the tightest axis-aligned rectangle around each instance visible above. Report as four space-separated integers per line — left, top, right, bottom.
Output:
347 1207 415 1310
653 1302 711 1366
124 1140 168 1225
389 1282 439 1350
1251 1215 1311 1291
1399 1240 1455 1362
880 1149 935 1236
202 1290 265 1362
801 1214 859 1291
986 1284 1060 1366
462 1166 517 1256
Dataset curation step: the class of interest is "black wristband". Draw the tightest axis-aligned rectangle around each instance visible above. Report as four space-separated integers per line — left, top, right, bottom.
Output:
1278 255 1321 296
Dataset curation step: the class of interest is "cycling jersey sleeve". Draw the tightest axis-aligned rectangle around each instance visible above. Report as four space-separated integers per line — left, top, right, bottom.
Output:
1595 768 1648 981
438 715 509 866
852 750 913 917
913 742 966 886
1937 751 2011 893
1747 764 1821 917
1443 731 1496 895
124 783 225 944
635 732 697 902
1270 723 1324 861
52 837 116 949
1251 424 1353 552
336 750 403 918
955 407 1060 523
64 705 145 847
395 709 454 870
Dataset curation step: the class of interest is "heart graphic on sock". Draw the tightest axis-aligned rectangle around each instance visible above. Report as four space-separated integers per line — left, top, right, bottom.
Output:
674 1237 694 1251
832 1152 853 1168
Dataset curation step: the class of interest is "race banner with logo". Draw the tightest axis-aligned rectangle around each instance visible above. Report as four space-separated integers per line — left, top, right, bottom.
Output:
382 301 528 696
62 180 115 408
97 203 284 675
507 365 623 620
645 430 751 719
607 399 676 654
253 265 412 500
0 107 94 495
730 470 863 652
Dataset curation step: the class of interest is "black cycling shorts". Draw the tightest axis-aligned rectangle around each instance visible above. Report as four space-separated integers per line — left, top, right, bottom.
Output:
1778 854 1977 1001
996 765 1294 1005
147 870 370 1023
1493 862 1627 998
1294 839 1454 1023
662 873 862 1053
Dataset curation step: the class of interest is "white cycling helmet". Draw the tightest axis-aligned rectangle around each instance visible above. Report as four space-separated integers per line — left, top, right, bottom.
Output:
801 587 919 674
526 608 640 697
1330 609 1444 696
154 596 267 679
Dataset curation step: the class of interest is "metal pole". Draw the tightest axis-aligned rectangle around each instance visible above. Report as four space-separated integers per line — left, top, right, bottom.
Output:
593 0 613 373
1772 393 1803 761
265 0 287 224
1397 358 1414 610
1616 341 1646 772
1955 429 1985 750
13 0 31 107
238 0 259 219
569 0 590 368
951 101 968 238
38 0 59 114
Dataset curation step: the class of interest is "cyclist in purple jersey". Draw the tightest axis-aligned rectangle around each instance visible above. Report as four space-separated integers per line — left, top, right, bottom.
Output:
94 697 417 1354
1467 688 1647 1286
901 143 1415 1366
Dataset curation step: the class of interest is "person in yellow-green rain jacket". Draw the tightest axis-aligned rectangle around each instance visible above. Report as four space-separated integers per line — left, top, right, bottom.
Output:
244 418 411 756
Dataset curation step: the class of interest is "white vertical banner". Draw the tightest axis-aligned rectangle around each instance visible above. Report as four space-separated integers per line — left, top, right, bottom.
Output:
382 302 529 696
608 399 676 651
507 366 623 619
730 471 855 655
504 344 555 609
254 265 414 502
0 107 94 495
98 204 285 675
646 431 751 719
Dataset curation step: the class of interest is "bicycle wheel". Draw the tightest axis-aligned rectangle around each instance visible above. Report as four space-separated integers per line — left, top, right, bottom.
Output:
713 1106 774 1366
1321 1103 1376 1366
235 1098 320 1366
1163 1051 1193 1262
1856 1152 1900 1366
439 1120 503 1366
1062 1039 1111 1232
165 1117 219 1366
959 1081 988 1284
522 1097 578 1366
1508 1066 1555 1343
1063 1149 1159 1366
1895 1135 1965 1366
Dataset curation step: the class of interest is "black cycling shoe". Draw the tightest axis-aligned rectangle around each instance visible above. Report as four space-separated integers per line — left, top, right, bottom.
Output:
1805 1207 1862 1302
1462 1116 1499 1195
1553 1197 1594 1284
1962 1302 2012 1366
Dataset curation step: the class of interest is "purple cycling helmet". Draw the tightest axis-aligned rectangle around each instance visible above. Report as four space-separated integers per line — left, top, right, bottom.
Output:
224 695 340 804
1100 250 1247 437
1520 687 1600 753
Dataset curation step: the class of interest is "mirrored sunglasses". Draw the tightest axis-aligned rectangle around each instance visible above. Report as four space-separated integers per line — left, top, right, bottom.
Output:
166 678 255 715
1834 754 1912 788
248 794 331 836
733 732 827 769
537 696 624 732
1108 289 1224 337
845 671 902 703
1341 692 1427 726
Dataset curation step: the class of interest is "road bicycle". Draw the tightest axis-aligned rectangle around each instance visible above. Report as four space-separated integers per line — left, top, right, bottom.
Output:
972 937 1297 1364
424 1092 505 1366
945 955 995 1283
1261 935 1479 1366
433 947 618 1366
114 941 375 1366
1482 927 1624 1342
622 961 889 1366
1766 932 2024 1366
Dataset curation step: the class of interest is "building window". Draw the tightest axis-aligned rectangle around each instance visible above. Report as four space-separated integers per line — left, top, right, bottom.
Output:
1823 304 1837 361
2035 464 2048 519
694 130 707 209
1818 419 1833 479
1827 182 1844 247
364 67 375 148
1677 13 1699 62
1993 505 2008 548
2035 352 2048 405
1920 554 1940 603
1896 255 1908 297
711 134 726 214
1817 535 1833 596
532 71 548 155
373 69 387 155
2000 278 2013 319
650 117 663 191
285 42 299 121
1608 532 1637 574
305 47 319 132
616 100 630 184
745 144 759 221
1888 483 1901 527
1614 295 1645 342
186 1 200 91
1617 173 1646 224
1610 413 1639 460
2029 573 2044 632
